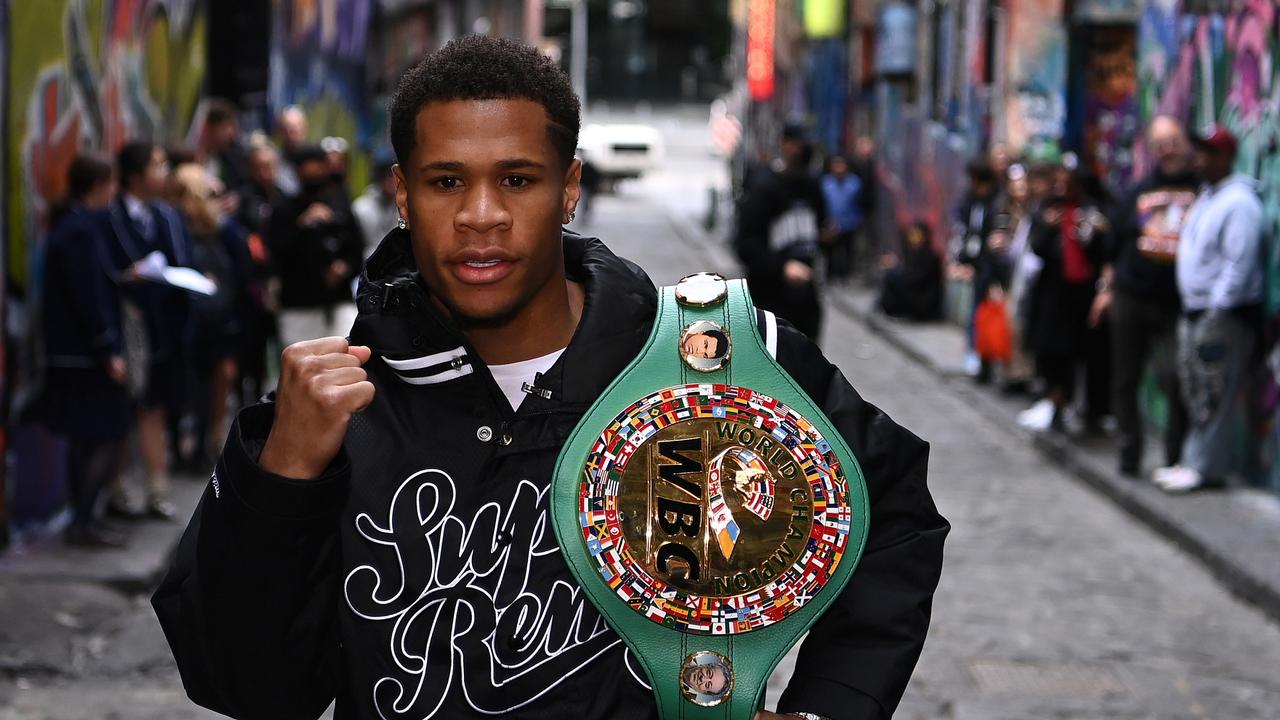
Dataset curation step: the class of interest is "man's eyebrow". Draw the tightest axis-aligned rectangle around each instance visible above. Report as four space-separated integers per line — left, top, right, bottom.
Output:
496 158 546 170
420 161 464 172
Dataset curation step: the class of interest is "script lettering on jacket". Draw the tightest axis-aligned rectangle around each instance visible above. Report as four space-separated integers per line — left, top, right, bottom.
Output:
343 469 632 717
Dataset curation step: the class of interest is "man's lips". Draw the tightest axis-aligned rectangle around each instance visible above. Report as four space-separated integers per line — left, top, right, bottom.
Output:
449 250 517 284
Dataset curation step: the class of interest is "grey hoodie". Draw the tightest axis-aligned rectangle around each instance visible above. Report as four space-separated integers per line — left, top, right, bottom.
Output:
1176 173 1266 312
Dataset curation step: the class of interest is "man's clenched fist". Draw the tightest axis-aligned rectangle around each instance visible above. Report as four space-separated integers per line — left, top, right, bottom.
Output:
259 337 376 480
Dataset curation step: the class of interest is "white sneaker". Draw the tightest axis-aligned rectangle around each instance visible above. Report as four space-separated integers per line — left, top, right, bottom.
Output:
1017 399 1056 430
964 352 982 377
1154 466 1203 494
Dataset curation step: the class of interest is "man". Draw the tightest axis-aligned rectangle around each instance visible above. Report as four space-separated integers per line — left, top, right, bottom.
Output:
352 150 402 260
154 36 947 720
99 142 194 520
820 154 863 281
1092 116 1198 477
235 140 285 406
735 124 827 341
1156 125 1265 493
275 104 308 196
268 144 363 347
198 98 250 198
950 158 1002 380
681 328 728 359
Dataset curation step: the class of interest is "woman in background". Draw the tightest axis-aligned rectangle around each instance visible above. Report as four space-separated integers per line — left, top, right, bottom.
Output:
879 220 943 321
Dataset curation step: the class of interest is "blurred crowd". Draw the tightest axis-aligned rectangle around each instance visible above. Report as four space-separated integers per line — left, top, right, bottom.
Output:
733 117 1268 496
32 100 400 548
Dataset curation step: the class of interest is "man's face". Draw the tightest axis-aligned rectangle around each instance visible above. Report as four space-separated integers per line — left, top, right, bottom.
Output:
249 149 278 188
298 158 331 192
280 109 307 147
136 147 169 199
830 157 849 177
683 663 728 696
682 333 718 359
1193 146 1233 183
209 120 238 151
394 98 580 327
1150 124 1190 176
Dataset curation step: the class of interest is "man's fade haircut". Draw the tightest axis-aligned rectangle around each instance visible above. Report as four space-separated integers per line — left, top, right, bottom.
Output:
389 35 581 171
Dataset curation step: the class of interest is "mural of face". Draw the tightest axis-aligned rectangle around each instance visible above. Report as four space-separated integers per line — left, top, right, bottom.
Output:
682 662 729 696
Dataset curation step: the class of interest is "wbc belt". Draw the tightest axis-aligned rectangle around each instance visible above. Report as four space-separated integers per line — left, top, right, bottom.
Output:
551 273 869 719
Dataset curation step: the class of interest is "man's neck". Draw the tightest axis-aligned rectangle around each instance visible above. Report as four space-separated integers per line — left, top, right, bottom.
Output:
459 277 585 366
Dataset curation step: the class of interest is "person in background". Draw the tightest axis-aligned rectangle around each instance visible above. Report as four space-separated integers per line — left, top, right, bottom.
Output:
269 144 363 347
352 150 401 260
1022 159 1110 432
950 158 1001 381
734 123 827 341
275 105 308 196
170 163 253 467
1094 116 1198 477
321 135 351 196
996 162 1037 394
99 142 194 520
878 220 942 321
850 136 878 275
820 153 863 282
1156 125 1265 493
42 153 132 547
235 139 284 405
197 98 249 204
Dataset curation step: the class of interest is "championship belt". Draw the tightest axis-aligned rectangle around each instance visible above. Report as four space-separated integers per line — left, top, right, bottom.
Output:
551 273 869 718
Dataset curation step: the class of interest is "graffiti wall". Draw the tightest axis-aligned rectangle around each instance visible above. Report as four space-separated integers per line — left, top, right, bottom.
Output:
5 0 206 291
1004 0 1067 150
269 0 372 187
1138 0 1280 490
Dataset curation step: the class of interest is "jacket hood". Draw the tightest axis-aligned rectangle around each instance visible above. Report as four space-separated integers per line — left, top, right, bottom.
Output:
351 227 658 406
1216 173 1259 193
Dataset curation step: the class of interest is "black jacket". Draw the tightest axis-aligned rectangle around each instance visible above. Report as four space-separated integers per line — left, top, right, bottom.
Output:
153 228 948 720
42 205 122 369
1106 170 1198 306
269 186 363 309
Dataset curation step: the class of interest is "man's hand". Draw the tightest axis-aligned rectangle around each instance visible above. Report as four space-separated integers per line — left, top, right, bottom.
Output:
259 337 375 480
783 259 813 286
324 259 351 289
106 355 128 385
1088 290 1112 327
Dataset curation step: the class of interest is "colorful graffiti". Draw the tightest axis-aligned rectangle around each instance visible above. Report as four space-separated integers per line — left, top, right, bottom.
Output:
269 0 372 188
5 0 206 290
1004 0 1068 150
1139 0 1280 490
1082 27 1139 196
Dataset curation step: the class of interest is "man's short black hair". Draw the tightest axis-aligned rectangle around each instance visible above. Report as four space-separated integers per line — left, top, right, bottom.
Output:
389 35 581 170
68 152 113 200
117 141 157 185
705 329 728 358
205 98 238 127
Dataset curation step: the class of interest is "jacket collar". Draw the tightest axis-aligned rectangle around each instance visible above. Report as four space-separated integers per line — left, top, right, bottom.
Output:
351 227 657 406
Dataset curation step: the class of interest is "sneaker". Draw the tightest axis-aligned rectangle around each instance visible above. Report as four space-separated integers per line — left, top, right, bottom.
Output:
1154 466 1203 494
105 495 142 521
146 497 179 521
963 352 982 377
1017 399 1056 430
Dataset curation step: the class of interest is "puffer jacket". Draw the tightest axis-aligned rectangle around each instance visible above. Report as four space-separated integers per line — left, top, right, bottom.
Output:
153 227 948 720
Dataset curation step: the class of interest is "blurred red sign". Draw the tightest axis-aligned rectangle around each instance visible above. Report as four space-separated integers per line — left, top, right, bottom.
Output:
747 0 775 100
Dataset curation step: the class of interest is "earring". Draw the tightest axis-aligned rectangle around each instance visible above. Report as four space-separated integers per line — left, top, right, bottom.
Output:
566 211 576 223
397 217 407 230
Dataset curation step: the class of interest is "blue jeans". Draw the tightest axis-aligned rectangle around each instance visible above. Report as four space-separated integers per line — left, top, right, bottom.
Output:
1177 312 1256 479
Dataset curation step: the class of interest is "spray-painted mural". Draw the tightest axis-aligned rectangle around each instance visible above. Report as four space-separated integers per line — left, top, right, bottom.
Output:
5 0 206 291
269 0 372 186
1004 0 1067 150
1139 0 1280 490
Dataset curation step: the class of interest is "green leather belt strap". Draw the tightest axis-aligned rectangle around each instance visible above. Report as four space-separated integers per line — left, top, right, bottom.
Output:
552 274 869 719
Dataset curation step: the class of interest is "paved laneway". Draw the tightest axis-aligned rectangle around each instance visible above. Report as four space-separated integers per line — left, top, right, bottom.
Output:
3 109 1279 719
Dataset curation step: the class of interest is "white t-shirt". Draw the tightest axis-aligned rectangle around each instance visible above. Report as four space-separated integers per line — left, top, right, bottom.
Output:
488 348 566 411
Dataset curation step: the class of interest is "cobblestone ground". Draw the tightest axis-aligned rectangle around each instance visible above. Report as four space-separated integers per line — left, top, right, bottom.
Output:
2 109 1279 718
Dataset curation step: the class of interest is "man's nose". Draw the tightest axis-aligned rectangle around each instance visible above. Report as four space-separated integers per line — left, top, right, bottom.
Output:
455 183 512 234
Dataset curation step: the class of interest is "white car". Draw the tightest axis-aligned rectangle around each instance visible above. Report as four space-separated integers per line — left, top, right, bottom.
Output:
578 122 665 186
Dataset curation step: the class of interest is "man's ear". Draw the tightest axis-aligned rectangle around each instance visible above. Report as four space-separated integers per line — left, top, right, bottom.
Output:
393 164 410 225
563 158 582 215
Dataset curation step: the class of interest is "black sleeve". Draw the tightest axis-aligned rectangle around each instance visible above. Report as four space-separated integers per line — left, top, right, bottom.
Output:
152 402 350 720
1105 187 1138 264
769 319 949 720
51 225 122 363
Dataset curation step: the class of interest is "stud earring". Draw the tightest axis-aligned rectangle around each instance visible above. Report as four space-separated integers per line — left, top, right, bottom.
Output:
397 217 407 230
566 211 576 223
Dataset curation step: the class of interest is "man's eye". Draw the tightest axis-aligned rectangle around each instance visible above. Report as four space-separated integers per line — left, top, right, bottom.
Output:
433 177 461 190
503 176 532 188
